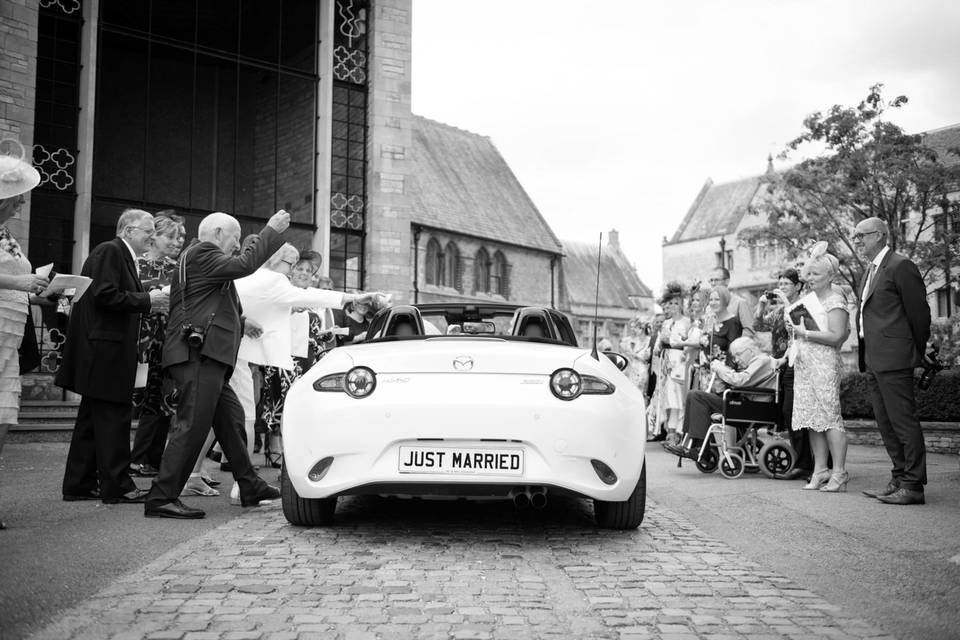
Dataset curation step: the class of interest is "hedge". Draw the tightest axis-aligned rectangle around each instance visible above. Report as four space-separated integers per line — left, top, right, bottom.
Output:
840 368 960 421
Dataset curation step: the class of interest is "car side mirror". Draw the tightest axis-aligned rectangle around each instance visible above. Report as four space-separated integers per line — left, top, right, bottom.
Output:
603 351 628 371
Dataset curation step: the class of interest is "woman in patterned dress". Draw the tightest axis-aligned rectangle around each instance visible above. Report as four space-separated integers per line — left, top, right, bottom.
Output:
651 283 691 446
0 147 46 530
788 244 851 492
129 213 185 478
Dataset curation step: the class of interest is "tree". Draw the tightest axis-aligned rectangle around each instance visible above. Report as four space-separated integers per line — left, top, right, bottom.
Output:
742 84 960 294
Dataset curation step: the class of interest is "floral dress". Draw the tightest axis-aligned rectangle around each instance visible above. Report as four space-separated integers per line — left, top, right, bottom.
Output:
0 226 30 424
133 254 177 417
790 291 847 433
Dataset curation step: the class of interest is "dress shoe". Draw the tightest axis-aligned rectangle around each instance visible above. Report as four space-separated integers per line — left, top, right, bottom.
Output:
862 480 899 499
240 484 281 507
877 487 925 505
144 499 206 519
130 463 159 477
778 468 811 480
102 488 150 504
63 489 101 501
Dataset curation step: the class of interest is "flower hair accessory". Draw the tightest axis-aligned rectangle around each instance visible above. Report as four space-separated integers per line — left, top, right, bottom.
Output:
808 241 829 259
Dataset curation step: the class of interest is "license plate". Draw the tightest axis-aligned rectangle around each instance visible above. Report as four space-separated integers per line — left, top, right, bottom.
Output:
398 446 524 476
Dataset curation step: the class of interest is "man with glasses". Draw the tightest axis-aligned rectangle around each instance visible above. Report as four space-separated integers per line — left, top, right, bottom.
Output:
59 209 170 504
853 217 931 505
707 267 755 336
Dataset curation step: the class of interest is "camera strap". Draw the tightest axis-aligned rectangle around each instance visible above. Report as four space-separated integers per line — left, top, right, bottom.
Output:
177 244 226 340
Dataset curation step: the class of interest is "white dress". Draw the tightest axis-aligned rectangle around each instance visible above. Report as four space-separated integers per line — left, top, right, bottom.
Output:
0 226 31 424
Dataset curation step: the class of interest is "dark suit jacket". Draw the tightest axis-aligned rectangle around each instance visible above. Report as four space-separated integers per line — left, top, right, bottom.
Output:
162 227 283 374
856 250 931 373
55 237 152 403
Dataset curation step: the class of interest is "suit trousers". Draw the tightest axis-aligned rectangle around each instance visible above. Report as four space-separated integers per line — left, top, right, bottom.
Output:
866 368 926 491
683 390 723 441
145 353 266 508
129 412 170 469
62 395 138 500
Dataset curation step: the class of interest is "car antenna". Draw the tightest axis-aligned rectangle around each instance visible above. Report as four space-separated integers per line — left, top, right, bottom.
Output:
591 232 602 360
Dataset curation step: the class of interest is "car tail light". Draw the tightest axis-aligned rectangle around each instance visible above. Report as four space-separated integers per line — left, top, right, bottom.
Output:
345 366 376 398
581 375 615 395
312 366 376 398
550 369 614 400
550 368 582 400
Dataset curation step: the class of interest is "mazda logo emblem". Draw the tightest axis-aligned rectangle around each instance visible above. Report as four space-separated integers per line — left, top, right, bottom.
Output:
453 356 474 371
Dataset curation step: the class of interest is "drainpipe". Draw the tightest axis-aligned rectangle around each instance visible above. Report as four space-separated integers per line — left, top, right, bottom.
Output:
412 225 421 304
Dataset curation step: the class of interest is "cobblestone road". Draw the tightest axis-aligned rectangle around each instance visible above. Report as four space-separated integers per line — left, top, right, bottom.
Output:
26 494 896 640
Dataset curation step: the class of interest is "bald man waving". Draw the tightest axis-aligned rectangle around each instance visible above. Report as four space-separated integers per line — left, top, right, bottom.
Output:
144 210 290 519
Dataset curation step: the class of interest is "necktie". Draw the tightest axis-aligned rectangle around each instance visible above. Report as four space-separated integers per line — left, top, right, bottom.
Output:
862 263 876 299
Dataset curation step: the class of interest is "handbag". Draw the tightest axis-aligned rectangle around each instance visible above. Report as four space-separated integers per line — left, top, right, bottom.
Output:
788 303 820 331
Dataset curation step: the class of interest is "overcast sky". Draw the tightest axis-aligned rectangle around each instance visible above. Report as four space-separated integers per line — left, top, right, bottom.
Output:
409 0 960 293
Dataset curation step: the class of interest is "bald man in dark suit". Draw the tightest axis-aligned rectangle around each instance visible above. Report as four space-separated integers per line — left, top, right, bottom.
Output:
853 217 931 506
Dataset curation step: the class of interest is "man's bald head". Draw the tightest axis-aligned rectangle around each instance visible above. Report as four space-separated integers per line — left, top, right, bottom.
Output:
853 216 889 261
198 212 242 255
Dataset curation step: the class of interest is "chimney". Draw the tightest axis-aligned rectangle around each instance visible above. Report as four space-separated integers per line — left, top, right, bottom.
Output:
766 153 775 176
608 228 620 251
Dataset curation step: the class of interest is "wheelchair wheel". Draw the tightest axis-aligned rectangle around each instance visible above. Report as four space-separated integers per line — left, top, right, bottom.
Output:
759 441 796 479
695 444 719 473
719 453 745 479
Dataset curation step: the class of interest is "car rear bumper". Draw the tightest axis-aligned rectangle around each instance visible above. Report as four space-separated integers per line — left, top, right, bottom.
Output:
281 380 646 502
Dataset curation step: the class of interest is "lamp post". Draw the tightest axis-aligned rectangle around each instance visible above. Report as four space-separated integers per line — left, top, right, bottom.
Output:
718 236 727 269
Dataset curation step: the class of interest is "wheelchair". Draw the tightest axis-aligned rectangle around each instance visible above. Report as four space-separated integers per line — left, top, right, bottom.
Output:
689 374 798 479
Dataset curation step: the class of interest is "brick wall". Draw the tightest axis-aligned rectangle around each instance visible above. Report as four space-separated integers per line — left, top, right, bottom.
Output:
364 0 414 300
0 0 39 244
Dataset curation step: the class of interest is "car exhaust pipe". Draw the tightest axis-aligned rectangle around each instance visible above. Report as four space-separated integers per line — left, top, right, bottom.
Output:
513 492 530 508
530 489 547 509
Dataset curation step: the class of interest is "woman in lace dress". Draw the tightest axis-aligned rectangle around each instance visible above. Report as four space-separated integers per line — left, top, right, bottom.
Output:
0 149 46 530
651 283 691 445
788 244 851 493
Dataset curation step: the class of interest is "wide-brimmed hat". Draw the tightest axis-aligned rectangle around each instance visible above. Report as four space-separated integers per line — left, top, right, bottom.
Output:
0 140 42 200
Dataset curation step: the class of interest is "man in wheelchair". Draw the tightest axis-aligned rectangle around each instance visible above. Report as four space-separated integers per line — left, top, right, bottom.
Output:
664 336 778 460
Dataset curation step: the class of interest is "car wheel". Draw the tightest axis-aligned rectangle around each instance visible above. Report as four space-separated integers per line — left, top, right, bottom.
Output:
759 442 796 478
280 462 336 526
695 445 719 474
593 460 646 530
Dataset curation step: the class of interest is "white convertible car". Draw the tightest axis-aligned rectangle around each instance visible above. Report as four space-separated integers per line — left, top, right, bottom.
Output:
280 303 647 529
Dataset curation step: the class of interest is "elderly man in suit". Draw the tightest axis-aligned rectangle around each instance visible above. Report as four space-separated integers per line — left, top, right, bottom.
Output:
854 217 931 505
59 209 169 504
144 210 290 519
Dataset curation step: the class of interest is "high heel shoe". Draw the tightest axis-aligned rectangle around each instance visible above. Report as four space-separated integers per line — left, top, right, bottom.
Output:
802 469 831 490
820 471 850 493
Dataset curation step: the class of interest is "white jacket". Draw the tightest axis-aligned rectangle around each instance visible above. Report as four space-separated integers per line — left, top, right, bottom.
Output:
235 268 345 369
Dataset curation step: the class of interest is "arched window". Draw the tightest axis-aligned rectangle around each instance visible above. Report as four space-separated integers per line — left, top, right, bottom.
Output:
444 241 460 290
491 251 507 296
474 247 490 293
425 237 443 285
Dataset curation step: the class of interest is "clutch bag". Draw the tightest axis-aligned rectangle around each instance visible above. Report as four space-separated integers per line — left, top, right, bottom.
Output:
788 303 820 331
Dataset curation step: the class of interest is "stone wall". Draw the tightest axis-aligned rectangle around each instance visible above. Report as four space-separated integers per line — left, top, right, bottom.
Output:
845 419 960 455
364 0 414 301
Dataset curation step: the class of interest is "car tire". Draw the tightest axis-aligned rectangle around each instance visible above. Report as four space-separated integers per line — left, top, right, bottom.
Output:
593 460 646 530
280 462 337 526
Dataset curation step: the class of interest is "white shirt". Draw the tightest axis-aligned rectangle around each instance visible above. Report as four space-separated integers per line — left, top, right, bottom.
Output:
859 245 889 338
120 237 139 265
235 268 346 369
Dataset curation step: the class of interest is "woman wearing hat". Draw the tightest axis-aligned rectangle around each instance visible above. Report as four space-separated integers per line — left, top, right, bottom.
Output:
0 142 49 530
